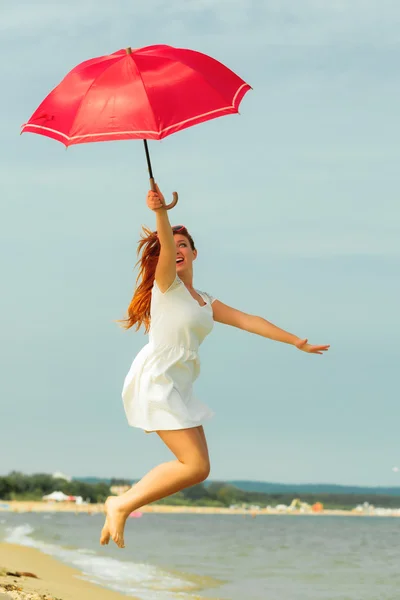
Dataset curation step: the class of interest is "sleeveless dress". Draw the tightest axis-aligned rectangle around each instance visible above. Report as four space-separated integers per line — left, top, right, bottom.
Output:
122 275 216 432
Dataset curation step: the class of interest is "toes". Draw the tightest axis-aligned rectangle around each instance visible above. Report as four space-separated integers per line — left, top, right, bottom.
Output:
100 521 110 546
100 522 111 546
111 533 125 549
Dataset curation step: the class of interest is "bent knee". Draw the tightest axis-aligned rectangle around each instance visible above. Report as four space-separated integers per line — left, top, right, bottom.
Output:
182 456 210 484
192 459 210 483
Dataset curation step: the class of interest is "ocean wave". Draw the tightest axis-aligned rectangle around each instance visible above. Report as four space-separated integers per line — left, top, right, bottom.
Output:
4 524 205 599
5 523 36 545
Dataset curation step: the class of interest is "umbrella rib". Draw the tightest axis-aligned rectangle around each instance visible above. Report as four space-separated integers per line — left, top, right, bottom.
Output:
130 58 160 134
68 75 103 140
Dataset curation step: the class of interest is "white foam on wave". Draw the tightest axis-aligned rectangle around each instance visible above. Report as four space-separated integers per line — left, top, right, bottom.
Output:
5 524 36 545
5 524 200 599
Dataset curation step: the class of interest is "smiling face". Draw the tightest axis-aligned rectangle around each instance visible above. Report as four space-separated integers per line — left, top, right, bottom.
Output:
174 233 197 274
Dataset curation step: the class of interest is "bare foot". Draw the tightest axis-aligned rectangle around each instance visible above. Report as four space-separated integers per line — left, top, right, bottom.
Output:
105 496 128 548
99 515 110 546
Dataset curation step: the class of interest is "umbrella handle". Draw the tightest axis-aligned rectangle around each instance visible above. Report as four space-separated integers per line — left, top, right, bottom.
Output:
150 178 179 210
166 191 179 210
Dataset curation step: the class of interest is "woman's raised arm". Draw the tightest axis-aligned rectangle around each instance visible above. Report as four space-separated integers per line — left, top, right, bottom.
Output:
147 184 177 293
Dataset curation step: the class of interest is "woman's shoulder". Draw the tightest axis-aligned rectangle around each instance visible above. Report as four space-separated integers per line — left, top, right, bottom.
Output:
152 274 183 297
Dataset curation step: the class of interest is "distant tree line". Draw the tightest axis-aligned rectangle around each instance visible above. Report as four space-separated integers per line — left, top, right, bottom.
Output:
1 473 400 509
0 472 110 504
158 482 400 510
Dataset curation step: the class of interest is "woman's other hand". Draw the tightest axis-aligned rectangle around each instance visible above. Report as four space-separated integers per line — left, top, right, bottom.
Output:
294 338 330 355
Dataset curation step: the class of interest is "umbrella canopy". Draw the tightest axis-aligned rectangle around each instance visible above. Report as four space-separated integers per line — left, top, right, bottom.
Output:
21 44 251 146
21 44 251 207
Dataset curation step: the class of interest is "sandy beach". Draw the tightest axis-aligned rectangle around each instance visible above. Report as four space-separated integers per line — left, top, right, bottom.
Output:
0 543 132 600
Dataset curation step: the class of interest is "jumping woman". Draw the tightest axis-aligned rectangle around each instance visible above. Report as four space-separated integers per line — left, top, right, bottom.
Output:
100 184 330 548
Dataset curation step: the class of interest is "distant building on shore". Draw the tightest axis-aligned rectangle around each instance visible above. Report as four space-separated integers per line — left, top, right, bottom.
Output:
52 471 72 483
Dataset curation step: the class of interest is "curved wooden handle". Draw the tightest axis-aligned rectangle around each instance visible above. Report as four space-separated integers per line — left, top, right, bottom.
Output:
165 191 178 210
150 178 178 210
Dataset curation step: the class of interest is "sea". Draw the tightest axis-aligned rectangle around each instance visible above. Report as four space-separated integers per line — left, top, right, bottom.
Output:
1 511 400 600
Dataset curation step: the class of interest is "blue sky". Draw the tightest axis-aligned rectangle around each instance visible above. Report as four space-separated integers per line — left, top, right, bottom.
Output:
1 1 399 486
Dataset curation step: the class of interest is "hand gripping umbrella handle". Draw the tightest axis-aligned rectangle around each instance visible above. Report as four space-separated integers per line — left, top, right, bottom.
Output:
150 178 178 210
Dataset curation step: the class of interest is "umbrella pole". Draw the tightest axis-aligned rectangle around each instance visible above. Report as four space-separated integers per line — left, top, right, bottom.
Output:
143 139 155 187
126 44 177 209
143 139 178 210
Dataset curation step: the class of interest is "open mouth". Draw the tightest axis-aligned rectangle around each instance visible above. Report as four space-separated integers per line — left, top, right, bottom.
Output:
176 258 184 264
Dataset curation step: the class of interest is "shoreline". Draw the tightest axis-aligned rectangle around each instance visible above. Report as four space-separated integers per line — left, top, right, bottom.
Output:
0 543 132 600
0 500 393 517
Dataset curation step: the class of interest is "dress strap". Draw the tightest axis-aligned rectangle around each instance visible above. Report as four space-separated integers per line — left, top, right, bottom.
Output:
197 290 216 305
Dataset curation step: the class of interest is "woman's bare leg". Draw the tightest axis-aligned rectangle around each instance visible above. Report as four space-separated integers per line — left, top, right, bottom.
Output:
100 426 210 548
197 426 209 459
99 425 210 546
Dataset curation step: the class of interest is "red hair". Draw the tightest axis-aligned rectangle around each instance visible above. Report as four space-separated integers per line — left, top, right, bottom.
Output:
121 225 195 333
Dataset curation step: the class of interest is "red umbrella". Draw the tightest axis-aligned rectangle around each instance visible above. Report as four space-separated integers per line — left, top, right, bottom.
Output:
21 44 251 208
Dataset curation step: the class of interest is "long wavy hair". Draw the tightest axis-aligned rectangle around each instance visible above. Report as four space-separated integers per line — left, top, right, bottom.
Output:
121 225 196 333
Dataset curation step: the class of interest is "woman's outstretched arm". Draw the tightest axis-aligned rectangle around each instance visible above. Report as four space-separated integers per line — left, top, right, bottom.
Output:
212 300 329 355
147 184 176 293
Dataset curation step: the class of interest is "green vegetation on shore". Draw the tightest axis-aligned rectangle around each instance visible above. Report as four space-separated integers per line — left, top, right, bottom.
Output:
0 472 110 504
2 472 400 510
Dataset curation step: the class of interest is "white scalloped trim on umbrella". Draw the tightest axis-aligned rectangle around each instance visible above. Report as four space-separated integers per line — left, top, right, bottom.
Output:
20 83 250 142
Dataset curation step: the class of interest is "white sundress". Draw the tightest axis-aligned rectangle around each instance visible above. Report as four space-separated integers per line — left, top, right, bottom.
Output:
122 275 216 432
